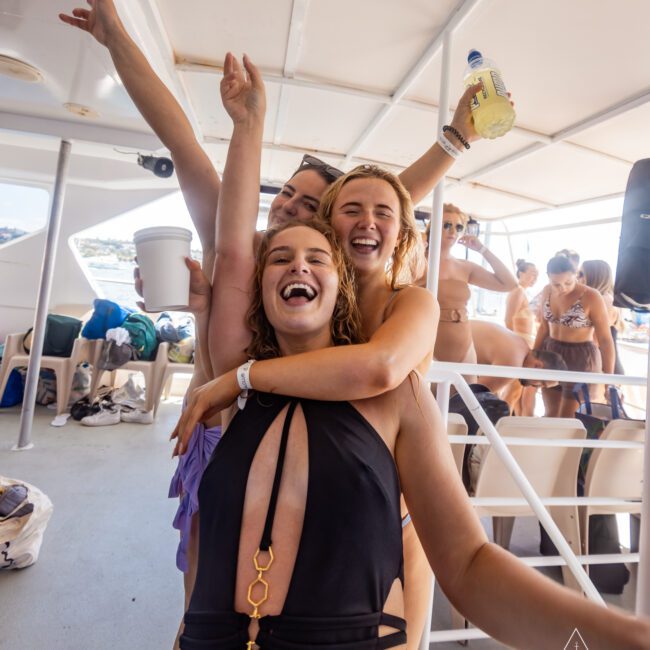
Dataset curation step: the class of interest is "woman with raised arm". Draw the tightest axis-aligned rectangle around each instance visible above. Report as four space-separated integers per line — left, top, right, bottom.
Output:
434 204 517 379
60 5 479 641
176 220 650 650
534 255 616 418
205 58 482 648
59 0 229 388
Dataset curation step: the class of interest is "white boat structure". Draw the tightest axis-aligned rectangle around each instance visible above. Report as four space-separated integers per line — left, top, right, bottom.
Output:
0 1 648 648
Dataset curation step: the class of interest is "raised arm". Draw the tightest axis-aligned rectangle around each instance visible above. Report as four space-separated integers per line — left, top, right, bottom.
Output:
172 286 439 454
460 237 517 292
395 375 650 650
208 53 266 377
398 84 482 204
59 0 220 259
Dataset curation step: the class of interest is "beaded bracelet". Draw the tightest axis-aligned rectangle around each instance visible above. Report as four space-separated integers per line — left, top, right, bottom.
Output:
442 125 470 150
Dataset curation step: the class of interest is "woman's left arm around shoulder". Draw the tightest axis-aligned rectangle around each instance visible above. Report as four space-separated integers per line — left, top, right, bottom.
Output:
171 287 439 455
394 375 650 650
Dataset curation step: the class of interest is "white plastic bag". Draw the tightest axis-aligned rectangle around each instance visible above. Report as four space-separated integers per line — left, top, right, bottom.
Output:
0 477 53 569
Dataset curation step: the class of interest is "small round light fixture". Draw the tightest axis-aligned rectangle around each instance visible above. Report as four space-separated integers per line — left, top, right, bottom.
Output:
63 102 99 119
0 54 43 83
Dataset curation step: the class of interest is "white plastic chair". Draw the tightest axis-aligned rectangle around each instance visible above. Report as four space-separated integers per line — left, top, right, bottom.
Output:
473 416 586 590
159 361 194 401
580 419 645 558
0 332 90 415
447 412 468 476
87 339 169 414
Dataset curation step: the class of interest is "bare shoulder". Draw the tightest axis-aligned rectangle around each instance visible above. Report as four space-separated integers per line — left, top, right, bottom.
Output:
581 285 605 305
392 285 438 314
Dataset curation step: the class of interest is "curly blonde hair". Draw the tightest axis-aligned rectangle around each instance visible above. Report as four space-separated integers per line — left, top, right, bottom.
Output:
246 220 364 360
317 164 423 289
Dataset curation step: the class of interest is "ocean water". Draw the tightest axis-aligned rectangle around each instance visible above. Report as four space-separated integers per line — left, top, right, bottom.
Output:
86 259 142 310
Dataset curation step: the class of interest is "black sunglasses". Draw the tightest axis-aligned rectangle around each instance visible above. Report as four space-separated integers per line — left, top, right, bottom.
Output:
443 222 465 233
298 154 344 183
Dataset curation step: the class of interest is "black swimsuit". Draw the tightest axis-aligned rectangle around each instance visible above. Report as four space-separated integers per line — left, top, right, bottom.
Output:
181 392 406 649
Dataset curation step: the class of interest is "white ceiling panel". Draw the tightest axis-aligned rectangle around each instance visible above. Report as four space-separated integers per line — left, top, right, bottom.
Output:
297 0 458 93
181 70 282 141
443 182 543 220
568 102 650 165
156 0 293 72
1 0 649 219
268 85 382 155
477 145 632 208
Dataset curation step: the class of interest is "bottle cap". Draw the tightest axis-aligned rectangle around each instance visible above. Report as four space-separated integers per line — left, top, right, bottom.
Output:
467 49 483 66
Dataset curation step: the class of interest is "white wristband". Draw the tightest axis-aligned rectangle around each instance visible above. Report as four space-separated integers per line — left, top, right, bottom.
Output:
236 359 256 391
478 244 487 255
438 132 462 160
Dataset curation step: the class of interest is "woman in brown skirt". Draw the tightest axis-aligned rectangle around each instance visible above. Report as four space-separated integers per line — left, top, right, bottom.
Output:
534 255 615 418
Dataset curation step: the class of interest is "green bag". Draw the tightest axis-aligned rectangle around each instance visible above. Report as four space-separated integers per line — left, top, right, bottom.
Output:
122 313 158 361
23 314 82 357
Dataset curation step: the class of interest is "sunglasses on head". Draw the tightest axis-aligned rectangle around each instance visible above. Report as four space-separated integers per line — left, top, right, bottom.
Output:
443 222 465 233
298 154 344 183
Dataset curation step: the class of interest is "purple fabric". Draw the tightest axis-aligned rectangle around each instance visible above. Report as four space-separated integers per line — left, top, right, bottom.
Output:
169 419 222 572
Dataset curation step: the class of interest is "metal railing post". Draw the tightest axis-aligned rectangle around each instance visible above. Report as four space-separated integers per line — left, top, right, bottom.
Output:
14 140 72 451
636 337 650 616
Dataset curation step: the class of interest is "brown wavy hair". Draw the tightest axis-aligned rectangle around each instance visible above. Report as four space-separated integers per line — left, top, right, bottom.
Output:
317 164 423 289
246 220 364 360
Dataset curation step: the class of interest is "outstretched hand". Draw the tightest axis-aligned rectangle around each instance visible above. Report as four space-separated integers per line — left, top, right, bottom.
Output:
133 257 211 314
59 0 123 46
170 369 240 456
220 52 266 126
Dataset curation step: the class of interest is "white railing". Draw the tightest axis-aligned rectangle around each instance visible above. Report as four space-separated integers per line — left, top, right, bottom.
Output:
420 363 647 646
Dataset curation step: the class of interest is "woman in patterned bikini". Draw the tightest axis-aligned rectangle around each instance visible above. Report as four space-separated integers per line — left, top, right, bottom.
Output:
534 255 615 418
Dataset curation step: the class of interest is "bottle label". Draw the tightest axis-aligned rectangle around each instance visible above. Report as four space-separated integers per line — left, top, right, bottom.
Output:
490 70 508 98
469 75 484 111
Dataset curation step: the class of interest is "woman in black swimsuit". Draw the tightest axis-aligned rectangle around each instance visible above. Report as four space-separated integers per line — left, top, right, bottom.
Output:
174 220 650 650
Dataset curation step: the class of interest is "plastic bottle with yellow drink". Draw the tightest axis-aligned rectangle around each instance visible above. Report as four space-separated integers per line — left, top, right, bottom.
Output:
463 49 515 139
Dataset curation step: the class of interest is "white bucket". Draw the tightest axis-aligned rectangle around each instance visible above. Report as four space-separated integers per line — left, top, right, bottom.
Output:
133 226 192 311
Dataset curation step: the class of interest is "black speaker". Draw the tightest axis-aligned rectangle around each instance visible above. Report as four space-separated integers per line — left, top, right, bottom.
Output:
137 154 174 178
614 158 650 311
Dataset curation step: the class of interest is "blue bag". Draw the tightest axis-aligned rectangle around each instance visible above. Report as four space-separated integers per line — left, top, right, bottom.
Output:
81 299 132 340
0 369 25 408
